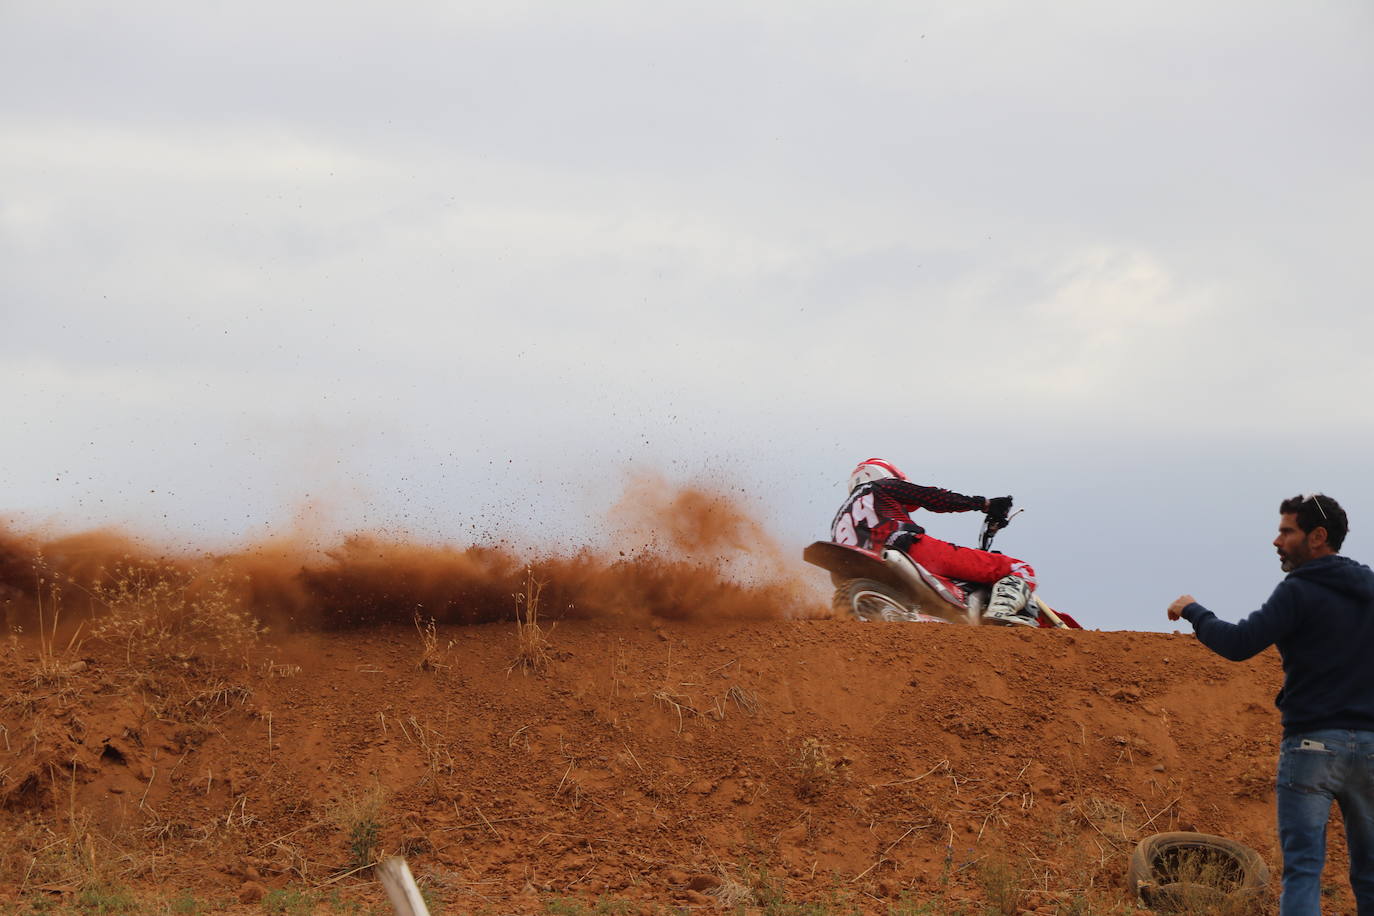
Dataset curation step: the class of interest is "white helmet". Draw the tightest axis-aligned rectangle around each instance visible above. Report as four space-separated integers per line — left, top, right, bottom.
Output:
848 458 907 493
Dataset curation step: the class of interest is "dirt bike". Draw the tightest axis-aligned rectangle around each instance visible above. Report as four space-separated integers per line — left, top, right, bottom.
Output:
802 509 1081 628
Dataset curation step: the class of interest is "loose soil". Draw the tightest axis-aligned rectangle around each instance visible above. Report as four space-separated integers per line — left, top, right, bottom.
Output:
0 496 1347 915
5 615 1336 915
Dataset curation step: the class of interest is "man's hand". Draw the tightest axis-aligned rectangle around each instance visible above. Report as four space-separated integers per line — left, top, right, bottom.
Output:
986 496 1013 518
1167 595 1196 621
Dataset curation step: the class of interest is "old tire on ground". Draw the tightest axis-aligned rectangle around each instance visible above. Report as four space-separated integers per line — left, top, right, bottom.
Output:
1126 831 1270 912
833 579 914 622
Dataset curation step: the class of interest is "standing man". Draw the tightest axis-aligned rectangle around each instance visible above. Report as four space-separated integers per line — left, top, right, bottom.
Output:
1167 494 1374 915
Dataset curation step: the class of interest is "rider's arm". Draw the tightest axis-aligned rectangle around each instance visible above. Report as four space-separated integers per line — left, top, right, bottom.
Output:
879 479 986 514
1180 581 1302 661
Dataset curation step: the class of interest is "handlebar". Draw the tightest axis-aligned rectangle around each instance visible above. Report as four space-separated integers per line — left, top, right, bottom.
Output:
978 506 1022 552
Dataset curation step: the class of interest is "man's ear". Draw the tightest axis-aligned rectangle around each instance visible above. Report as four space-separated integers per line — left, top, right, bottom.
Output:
1309 526 1330 550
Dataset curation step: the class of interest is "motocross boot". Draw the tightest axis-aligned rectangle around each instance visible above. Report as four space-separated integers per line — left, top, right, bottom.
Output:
984 575 1037 626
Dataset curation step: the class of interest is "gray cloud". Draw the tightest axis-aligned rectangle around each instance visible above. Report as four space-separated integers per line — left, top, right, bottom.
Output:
3 0 1372 630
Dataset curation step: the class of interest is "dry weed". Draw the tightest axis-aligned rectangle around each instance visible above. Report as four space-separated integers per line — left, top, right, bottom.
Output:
413 611 453 672
794 736 835 799
30 576 87 685
397 715 456 798
976 853 1030 916
260 660 302 678
707 874 757 907
653 690 702 733
508 569 553 674
5 801 132 897
63 562 268 724
330 785 387 872
88 561 263 671
727 684 759 715
1147 846 1264 915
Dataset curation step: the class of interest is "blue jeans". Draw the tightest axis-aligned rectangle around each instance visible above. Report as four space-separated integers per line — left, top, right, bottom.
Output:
1277 729 1374 915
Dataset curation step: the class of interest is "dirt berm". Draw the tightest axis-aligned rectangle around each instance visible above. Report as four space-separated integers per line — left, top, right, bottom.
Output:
2 616 1337 915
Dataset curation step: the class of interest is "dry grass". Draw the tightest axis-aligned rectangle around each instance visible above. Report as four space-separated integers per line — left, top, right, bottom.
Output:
707 874 758 907
727 684 759 715
508 569 553 674
396 715 456 800
73 562 267 725
88 561 263 671
653 690 702 733
1146 846 1265 915
261 659 302 678
794 736 835 799
976 853 1030 916
0 561 274 897
413 611 453 672
31 576 87 685
3 771 136 898
330 785 387 872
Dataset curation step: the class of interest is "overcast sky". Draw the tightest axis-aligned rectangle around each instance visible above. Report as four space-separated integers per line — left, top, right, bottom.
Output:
3 1 1372 632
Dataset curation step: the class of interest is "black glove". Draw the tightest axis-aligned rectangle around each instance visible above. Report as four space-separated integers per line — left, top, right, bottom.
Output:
986 496 1013 519
885 522 925 552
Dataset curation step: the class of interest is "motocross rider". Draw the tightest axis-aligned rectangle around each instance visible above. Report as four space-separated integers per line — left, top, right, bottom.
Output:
831 458 1038 625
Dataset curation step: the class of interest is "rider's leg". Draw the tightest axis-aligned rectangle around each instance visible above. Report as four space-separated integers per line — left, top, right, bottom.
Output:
904 536 1036 595
904 537 1038 624
986 574 1035 624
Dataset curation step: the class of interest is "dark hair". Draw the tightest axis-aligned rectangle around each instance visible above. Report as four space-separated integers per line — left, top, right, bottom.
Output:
1280 493 1349 551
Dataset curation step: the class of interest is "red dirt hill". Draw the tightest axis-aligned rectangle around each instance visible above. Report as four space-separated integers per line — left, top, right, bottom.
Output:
2 616 1329 915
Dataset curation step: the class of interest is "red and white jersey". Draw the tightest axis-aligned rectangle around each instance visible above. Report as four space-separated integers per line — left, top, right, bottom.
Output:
831 479 985 550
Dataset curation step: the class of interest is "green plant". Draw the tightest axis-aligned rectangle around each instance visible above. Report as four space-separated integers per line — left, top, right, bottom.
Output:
75 882 138 915
331 785 386 871
544 898 635 916
163 894 208 915
348 817 381 870
976 855 1027 916
755 902 834 915
545 900 587 915
19 895 58 916
419 884 443 914
887 892 945 915
262 885 318 916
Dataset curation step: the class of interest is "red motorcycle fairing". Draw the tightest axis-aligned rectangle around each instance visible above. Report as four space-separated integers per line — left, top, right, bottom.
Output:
802 541 964 601
803 541 972 616
802 540 1083 629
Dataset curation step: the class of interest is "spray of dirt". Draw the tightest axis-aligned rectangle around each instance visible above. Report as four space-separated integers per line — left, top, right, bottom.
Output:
0 475 828 632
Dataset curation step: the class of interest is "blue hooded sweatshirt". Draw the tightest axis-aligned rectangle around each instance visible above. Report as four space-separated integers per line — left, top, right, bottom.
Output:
1182 554 1374 736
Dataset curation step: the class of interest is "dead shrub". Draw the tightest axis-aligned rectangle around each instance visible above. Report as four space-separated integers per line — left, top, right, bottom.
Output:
794 737 835 799
31 577 86 684
413 611 452 672
976 854 1030 916
88 561 263 671
1147 846 1265 915
508 569 553 674
331 785 387 872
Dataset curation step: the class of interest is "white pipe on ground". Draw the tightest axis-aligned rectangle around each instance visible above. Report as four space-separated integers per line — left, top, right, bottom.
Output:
377 857 430 916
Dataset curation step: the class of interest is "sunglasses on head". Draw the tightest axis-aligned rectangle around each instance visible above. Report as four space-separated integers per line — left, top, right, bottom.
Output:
1300 492 1329 520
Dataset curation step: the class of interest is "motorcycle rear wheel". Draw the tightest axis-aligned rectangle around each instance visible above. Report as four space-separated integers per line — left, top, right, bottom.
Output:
834 579 917 622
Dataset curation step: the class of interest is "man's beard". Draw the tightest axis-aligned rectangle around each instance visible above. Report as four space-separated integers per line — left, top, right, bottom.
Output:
1280 547 1309 573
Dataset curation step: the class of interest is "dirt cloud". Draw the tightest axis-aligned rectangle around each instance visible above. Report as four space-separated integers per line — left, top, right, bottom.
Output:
0 475 827 631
